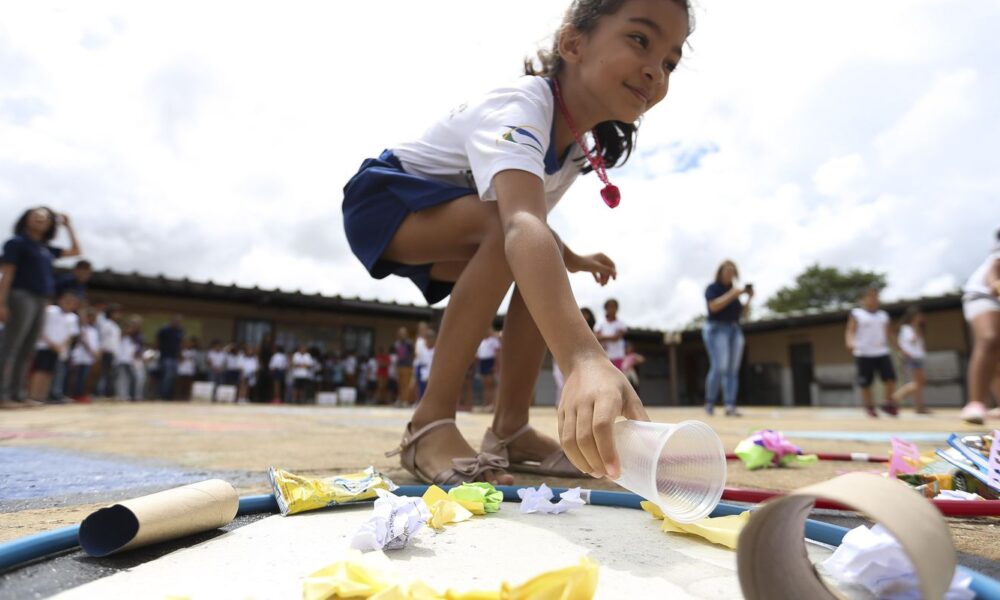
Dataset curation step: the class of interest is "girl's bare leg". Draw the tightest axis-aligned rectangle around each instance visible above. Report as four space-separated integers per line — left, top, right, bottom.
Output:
912 368 927 412
966 312 1000 410
491 286 563 463
382 195 515 484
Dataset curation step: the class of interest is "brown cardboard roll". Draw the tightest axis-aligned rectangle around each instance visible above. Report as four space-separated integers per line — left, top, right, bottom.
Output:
78 479 239 557
737 472 956 600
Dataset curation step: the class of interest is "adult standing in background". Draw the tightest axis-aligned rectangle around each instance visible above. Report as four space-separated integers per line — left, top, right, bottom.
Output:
703 260 752 417
55 259 92 299
960 228 1000 424
393 327 415 405
156 314 184 400
0 208 81 408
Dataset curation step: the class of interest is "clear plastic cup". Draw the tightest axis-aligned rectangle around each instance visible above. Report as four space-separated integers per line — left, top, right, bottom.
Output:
612 419 726 523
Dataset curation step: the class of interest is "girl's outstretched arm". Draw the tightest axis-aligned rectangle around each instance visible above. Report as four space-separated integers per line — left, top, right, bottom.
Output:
493 169 647 479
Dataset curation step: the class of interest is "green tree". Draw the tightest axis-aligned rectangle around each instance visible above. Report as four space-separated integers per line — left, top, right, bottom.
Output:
765 264 887 314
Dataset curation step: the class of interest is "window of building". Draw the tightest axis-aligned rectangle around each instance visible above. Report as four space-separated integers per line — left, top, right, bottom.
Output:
235 319 273 348
343 326 374 357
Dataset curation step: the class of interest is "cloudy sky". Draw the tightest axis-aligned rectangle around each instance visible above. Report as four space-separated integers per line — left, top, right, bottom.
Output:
2 1 998 328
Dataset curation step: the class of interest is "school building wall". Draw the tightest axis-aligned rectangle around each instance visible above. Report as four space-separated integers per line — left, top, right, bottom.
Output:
86 289 433 358
675 303 970 408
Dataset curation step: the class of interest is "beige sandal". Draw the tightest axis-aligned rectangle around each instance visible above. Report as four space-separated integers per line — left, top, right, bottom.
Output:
386 418 509 485
481 423 585 478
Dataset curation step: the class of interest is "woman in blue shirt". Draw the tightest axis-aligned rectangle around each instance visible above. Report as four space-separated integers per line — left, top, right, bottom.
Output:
0 208 82 407
703 260 753 416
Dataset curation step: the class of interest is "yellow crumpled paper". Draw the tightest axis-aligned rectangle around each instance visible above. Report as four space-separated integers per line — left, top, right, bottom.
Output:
303 550 598 600
640 501 749 550
422 486 474 530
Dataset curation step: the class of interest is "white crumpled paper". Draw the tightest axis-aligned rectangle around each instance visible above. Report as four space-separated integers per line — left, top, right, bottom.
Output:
350 489 430 551
820 524 974 600
516 484 586 515
935 490 984 501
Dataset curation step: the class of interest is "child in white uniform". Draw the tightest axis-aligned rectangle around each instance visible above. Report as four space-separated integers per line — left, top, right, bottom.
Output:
342 0 691 485
892 306 930 414
845 287 898 417
960 229 1000 424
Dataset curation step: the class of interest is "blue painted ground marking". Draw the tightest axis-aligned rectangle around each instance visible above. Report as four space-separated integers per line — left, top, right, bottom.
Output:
0 447 213 502
782 431 952 444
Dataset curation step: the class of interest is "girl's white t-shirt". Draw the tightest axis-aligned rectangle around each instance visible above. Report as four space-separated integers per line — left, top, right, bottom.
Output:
476 336 501 360
963 249 1000 297
898 324 926 359
71 325 99 365
178 348 197 376
225 352 242 371
241 354 258 377
291 352 314 379
98 315 122 354
594 319 628 360
116 335 138 365
392 76 584 212
269 352 288 371
38 306 78 357
420 347 435 383
850 308 890 357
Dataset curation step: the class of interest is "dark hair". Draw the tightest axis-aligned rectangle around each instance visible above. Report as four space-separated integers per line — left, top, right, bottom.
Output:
604 298 619 310
74 260 93 270
714 260 739 284
525 0 693 173
105 303 123 318
901 305 924 331
581 307 596 329
13 207 58 242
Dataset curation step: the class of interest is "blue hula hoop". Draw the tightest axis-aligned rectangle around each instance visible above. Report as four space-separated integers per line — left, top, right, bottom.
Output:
2 486 998 598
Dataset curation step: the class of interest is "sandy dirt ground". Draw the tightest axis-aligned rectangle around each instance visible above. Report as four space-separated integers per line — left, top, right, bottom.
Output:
1 401 997 562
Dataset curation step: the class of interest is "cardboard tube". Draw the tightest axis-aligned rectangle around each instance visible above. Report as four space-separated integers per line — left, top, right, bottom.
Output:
78 479 238 557
737 472 956 600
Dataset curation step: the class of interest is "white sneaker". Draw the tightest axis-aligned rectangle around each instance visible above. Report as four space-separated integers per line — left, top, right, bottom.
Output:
961 402 987 425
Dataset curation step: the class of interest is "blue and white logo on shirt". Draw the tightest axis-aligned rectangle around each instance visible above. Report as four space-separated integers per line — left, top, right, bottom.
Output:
499 124 544 154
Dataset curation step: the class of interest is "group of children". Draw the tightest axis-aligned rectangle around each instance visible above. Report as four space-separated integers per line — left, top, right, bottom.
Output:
19 289 143 406
846 229 1000 425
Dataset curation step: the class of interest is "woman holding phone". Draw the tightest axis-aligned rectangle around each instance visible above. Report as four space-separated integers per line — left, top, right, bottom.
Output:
703 260 753 416
0 208 82 408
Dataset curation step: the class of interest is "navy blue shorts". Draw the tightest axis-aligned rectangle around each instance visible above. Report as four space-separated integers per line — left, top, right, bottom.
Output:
342 150 475 305
478 357 496 376
855 355 896 388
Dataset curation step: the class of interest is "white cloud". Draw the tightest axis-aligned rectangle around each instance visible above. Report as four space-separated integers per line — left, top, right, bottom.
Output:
1 0 998 330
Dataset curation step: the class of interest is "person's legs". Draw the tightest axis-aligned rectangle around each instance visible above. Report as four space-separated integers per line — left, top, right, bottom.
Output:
880 356 897 413
856 357 876 415
489 286 565 465
159 358 178 400
98 352 114 397
481 371 496 410
702 323 728 413
0 290 45 401
381 195 514 484
911 367 927 412
962 311 1000 423
48 358 67 401
722 324 745 413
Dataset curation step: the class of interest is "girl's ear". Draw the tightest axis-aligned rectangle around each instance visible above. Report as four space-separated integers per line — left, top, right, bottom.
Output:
558 25 586 65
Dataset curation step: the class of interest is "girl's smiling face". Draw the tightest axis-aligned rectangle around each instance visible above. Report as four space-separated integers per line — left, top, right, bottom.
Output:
567 0 689 123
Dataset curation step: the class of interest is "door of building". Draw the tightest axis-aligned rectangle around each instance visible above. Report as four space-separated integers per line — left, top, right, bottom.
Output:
789 342 814 406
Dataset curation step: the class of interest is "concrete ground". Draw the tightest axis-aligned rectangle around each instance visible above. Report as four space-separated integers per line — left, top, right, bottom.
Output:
1 401 998 586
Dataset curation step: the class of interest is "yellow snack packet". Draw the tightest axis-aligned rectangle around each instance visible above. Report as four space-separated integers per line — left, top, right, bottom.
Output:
304 550 598 600
641 500 749 550
268 466 396 516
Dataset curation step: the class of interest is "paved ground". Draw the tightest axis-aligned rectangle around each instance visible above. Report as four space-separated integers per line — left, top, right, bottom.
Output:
0 401 998 592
